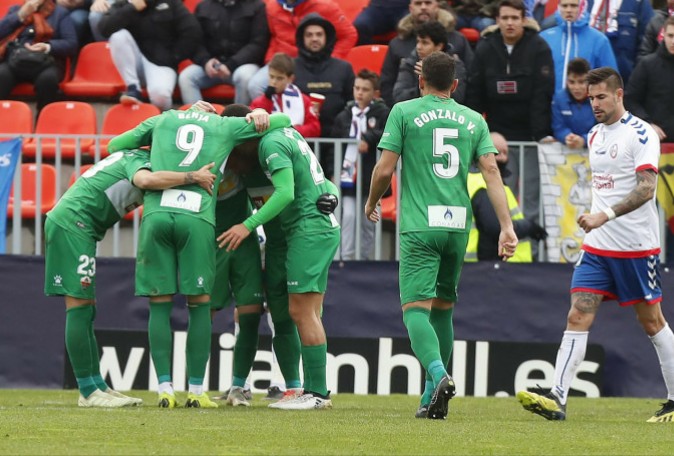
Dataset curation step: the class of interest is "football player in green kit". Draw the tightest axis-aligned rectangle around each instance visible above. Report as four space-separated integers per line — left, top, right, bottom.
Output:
44 149 215 408
107 104 290 408
219 119 340 410
365 52 518 420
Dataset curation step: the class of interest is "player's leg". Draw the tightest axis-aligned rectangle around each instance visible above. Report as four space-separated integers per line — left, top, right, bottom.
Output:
518 252 609 420
227 235 265 406
274 230 339 410
136 212 179 407
176 215 218 408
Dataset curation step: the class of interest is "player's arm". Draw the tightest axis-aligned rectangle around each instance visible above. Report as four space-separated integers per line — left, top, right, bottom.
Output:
364 149 399 223
217 167 294 251
107 116 159 152
477 152 518 260
578 169 657 233
132 162 217 195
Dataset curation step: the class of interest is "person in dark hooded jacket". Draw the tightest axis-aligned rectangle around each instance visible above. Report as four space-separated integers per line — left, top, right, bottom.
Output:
293 13 354 176
98 0 201 110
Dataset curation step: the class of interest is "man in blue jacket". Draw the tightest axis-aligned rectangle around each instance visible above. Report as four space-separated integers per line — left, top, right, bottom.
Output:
541 0 617 91
551 57 596 148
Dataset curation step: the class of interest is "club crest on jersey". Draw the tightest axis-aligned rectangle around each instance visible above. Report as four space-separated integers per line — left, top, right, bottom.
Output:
53 275 63 286
80 276 91 289
197 276 204 288
609 144 618 159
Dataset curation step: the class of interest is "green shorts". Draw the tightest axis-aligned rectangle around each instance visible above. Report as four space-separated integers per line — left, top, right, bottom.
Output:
135 212 216 297
44 217 97 299
286 229 340 294
264 240 290 322
211 233 264 311
399 231 469 305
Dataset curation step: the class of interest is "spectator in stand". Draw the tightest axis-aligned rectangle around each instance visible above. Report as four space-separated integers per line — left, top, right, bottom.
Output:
0 0 78 111
626 16 674 143
393 21 467 104
451 0 497 32
541 0 617 91
293 13 354 176
466 0 554 255
87 0 108 41
551 57 596 149
586 0 654 82
250 52 321 138
379 0 473 107
638 0 673 60
56 0 90 44
353 0 409 45
98 0 201 111
332 69 389 261
246 0 357 101
179 0 268 106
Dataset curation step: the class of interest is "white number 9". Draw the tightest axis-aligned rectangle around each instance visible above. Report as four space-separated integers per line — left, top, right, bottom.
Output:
176 124 205 167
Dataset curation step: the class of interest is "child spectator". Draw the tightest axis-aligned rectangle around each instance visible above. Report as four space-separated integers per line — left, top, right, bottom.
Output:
250 52 321 138
551 57 595 149
332 69 390 260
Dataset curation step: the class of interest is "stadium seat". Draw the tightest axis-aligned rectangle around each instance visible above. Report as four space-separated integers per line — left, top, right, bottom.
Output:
459 28 480 44
177 60 236 102
178 103 226 114
183 0 200 12
345 45 389 75
22 101 97 159
67 164 94 188
0 0 20 15
0 100 33 141
380 174 397 222
544 0 558 18
340 0 367 23
7 163 58 218
62 42 125 98
91 103 160 157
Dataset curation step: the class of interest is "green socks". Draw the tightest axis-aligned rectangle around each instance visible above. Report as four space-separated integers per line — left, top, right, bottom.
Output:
187 303 212 386
403 307 446 385
65 305 97 398
302 343 328 397
148 301 173 384
430 307 454 373
88 306 109 391
272 319 302 389
232 312 261 386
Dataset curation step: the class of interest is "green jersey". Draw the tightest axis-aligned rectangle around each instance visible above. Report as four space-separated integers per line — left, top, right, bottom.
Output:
214 170 251 233
258 128 339 237
108 110 290 226
47 150 151 241
241 165 286 247
378 95 495 234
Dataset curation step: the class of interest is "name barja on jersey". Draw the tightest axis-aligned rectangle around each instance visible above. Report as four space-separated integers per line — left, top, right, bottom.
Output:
412 108 477 134
177 111 211 123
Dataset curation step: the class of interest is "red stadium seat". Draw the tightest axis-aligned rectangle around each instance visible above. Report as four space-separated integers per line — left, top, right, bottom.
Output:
0 0 20 16
67 164 94 188
183 0 200 13
7 163 58 218
178 103 226 114
62 42 125 98
91 103 160 157
22 101 97 159
345 45 389 75
340 0 367 23
459 27 480 43
544 0 559 18
380 174 397 222
0 100 33 141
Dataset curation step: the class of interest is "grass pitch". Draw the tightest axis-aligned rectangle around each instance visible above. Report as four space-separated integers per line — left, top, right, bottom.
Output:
1 390 673 455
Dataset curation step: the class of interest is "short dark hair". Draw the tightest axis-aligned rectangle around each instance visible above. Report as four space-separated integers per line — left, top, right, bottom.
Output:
268 52 295 76
666 15 674 28
415 21 448 48
586 66 623 91
567 57 590 77
356 69 381 90
497 0 526 17
222 104 252 118
421 51 455 91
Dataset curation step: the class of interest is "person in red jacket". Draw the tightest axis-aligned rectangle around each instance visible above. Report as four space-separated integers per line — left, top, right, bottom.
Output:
250 52 321 138
246 0 357 100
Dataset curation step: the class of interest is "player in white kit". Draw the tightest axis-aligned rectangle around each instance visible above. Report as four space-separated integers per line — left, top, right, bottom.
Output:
516 67 674 423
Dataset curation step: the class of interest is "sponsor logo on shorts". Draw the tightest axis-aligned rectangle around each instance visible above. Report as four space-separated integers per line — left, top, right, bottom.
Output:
53 275 63 287
80 276 91 289
287 280 299 286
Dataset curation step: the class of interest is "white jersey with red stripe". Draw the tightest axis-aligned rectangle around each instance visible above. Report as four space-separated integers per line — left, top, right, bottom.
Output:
583 111 661 258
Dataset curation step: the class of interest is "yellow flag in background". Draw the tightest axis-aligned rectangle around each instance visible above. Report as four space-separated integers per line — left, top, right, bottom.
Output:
658 147 674 235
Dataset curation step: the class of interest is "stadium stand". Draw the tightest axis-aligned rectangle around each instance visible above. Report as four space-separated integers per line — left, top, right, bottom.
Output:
7 163 57 218
0 100 33 141
91 103 160 157
345 44 388 75
341 0 367 23
62 42 125 98
67 164 94 188
178 103 226 114
22 102 97 159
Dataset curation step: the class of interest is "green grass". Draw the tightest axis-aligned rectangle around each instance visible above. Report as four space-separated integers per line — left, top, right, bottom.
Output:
1 390 673 455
